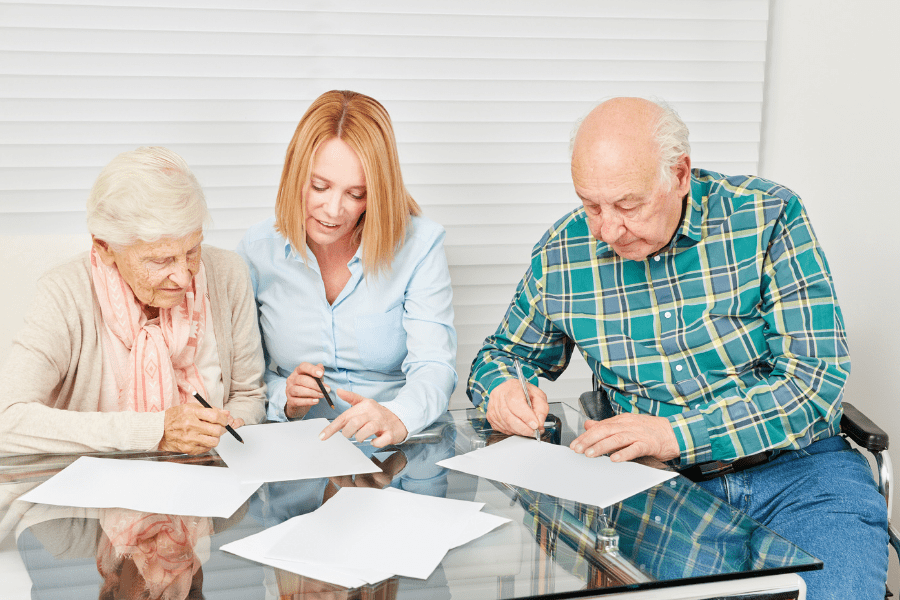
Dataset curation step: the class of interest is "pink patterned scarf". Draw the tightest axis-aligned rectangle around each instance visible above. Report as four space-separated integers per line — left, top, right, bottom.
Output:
98 510 212 600
90 247 209 412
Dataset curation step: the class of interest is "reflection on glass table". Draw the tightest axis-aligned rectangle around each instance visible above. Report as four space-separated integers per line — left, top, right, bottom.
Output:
0 402 820 599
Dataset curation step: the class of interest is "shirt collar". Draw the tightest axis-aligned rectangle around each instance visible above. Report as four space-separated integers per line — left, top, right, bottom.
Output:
282 238 363 266
669 176 704 248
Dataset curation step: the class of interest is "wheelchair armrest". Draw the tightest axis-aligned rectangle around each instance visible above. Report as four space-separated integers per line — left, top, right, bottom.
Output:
578 389 616 422
841 402 889 453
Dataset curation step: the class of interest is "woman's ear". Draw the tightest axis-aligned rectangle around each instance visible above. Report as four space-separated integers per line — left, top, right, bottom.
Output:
92 236 118 267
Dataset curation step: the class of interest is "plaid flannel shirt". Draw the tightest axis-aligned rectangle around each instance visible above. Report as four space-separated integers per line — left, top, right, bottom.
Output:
468 169 850 466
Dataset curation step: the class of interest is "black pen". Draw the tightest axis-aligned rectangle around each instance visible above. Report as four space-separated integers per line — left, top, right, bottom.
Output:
313 375 336 410
192 391 244 444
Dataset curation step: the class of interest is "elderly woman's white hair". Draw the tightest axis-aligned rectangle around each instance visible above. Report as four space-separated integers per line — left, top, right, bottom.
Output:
569 97 691 187
86 146 210 248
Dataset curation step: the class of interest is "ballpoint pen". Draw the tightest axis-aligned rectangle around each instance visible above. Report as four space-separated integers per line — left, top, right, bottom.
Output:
513 358 541 442
313 375 336 410
192 391 244 444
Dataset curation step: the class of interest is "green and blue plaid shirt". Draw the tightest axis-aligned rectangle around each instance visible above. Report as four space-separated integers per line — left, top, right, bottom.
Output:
468 169 849 466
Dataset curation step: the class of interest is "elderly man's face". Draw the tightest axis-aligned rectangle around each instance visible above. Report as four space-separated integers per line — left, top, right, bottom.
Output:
572 158 689 261
95 230 203 312
571 97 692 262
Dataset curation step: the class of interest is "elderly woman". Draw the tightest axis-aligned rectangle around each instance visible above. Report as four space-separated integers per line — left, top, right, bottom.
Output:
0 147 266 455
238 90 457 447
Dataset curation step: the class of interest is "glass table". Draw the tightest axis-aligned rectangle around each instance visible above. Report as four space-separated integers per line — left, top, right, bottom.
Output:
0 402 821 599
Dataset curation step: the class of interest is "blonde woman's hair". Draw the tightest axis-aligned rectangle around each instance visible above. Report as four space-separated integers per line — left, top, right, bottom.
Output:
275 90 420 274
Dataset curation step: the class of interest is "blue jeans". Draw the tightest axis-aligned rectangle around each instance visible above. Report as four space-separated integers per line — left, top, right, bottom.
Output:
696 435 888 600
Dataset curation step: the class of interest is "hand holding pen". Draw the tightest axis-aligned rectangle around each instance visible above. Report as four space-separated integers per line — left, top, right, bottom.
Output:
158 400 242 455
192 391 244 444
482 358 550 439
284 362 336 420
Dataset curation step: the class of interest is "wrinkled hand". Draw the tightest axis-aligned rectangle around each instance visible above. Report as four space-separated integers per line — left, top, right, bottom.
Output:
323 451 409 502
318 390 408 448
570 413 680 462
284 362 330 420
158 404 230 455
485 379 549 438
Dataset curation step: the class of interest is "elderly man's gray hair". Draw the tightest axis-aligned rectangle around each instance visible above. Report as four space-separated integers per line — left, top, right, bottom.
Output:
86 146 210 248
570 97 691 187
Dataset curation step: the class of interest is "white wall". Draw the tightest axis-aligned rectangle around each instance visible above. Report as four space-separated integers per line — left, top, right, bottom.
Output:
762 0 900 588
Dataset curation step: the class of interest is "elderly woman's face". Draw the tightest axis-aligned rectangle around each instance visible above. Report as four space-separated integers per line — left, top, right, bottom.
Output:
95 230 203 311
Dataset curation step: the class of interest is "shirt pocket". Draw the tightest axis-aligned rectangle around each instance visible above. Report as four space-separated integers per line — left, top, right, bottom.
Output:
355 304 407 372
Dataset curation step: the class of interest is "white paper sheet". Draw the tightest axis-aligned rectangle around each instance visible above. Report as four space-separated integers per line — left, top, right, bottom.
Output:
220 517 390 588
225 488 510 585
20 457 259 517
437 436 677 508
214 419 382 483
266 488 497 580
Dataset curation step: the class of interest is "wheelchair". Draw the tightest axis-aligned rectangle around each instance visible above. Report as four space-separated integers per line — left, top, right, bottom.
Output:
578 384 899 597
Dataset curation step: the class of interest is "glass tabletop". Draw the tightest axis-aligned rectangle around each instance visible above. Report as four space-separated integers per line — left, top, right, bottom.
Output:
0 402 821 599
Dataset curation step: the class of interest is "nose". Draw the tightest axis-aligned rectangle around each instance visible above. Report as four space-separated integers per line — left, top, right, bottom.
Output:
166 257 193 288
593 213 626 245
321 189 344 218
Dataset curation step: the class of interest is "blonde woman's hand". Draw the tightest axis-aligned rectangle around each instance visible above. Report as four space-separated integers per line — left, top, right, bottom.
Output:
284 362 330 419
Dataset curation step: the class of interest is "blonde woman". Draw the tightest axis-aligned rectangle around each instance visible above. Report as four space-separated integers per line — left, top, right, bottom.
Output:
238 90 457 447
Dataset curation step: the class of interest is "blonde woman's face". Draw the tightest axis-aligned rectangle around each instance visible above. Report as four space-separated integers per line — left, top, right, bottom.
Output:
304 137 367 256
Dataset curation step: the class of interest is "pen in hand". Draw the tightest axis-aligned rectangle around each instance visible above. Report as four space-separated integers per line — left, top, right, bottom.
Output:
513 358 541 442
313 375 336 410
192 391 244 444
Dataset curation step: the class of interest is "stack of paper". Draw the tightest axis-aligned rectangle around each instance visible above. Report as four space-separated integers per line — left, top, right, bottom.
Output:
221 487 510 587
437 435 677 508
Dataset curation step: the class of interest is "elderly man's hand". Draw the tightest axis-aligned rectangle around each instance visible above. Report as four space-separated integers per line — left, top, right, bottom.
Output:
485 379 549 438
570 413 680 462
158 404 231 455
284 362 329 420
318 390 407 448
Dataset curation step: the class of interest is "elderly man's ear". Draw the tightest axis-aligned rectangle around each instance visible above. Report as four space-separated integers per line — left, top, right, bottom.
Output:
91 236 118 267
673 154 692 196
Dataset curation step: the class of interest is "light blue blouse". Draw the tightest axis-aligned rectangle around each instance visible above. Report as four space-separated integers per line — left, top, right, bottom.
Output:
236 215 458 436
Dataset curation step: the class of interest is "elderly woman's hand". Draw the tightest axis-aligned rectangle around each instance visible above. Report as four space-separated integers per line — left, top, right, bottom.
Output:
284 362 329 420
319 390 408 447
158 404 231 455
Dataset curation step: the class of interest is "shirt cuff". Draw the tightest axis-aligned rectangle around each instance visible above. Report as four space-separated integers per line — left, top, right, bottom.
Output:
379 399 416 443
468 368 515 409
266 377 289 422
668 408 713 466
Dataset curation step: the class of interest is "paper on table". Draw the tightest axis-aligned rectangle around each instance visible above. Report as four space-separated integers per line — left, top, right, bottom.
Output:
220 517 391 588
437 436 677 508
215 419 382 483
265 487 510 581
20 457 259 517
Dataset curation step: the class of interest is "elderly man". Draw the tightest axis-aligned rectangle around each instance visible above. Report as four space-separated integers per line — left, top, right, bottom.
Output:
468 97 887 598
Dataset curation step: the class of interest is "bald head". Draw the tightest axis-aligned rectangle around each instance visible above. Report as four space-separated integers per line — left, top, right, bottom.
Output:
573 98 674 184
569 98 692 261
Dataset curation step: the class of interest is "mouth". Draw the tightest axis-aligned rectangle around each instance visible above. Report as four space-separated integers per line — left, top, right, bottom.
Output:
316 219 340 229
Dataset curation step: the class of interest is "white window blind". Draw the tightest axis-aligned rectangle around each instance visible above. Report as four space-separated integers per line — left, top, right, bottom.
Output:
0 0 770 409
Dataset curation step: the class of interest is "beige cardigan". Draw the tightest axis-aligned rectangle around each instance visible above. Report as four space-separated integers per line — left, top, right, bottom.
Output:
0 246 266 453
